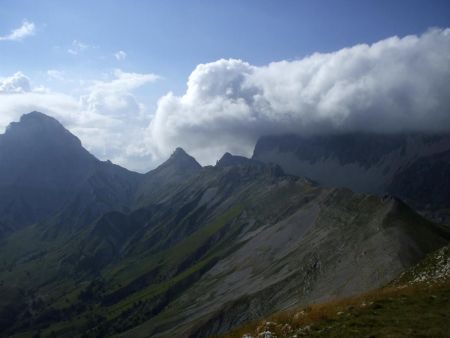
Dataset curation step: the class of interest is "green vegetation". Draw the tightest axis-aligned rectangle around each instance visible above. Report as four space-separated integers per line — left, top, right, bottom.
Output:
0 200 247 337
220 279 450 338
220 243 450 338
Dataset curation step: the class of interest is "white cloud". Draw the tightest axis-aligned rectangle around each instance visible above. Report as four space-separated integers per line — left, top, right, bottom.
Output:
87 69 159 94
67 40 89 55
0 20 36 41
80 69 159 119
76 70 160 170
115 50 127 61
0 72 31 93
0 70 160 172
2 28 450 172
149 28 450 165
47 69 65 80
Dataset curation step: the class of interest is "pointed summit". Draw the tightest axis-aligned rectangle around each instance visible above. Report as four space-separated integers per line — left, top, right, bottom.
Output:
156 147 202 173
170 147 190 160
136 148 202 205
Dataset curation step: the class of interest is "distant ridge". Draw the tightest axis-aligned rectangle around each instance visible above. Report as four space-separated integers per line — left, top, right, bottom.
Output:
253 132 450 223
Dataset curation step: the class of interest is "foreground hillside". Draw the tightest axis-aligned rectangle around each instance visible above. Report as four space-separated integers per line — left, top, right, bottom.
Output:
220 244 450 338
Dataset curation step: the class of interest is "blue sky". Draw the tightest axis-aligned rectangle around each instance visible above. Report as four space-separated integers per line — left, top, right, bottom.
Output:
1 0 450 171
2 0 450 91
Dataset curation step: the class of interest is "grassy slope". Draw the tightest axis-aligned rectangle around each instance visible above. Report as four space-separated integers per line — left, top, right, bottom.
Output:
2 164 284 337
5 204 247 338
219 244 450 338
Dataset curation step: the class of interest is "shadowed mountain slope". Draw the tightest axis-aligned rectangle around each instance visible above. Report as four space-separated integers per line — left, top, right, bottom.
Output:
0 112 99 230
0 112 203 237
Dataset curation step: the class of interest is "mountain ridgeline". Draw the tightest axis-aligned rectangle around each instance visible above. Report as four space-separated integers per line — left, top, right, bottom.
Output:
0 112 141 236
0 112 449 337
253 133 450 224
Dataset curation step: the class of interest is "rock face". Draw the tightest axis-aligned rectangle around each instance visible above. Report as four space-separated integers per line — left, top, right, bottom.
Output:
393 243 450 286
252 133 450 222
387 150 450 209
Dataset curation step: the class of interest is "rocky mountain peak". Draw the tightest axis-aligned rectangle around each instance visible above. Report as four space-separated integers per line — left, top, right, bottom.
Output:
0 112 103 230
2 111 83 151
216 152 255 168
20 110 60 124
151 147 201 175
170 147 190 159
7 111 65 134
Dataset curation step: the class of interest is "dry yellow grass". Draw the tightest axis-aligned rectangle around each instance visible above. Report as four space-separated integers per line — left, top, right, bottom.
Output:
214 279 450 338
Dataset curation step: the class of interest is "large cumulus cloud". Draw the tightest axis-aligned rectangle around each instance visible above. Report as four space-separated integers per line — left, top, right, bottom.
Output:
0 72 32 93
2 28 450 171
149 28 450 164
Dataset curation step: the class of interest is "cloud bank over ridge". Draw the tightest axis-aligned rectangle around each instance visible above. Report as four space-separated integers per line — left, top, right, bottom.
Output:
149 28 450 164
1 28 450 170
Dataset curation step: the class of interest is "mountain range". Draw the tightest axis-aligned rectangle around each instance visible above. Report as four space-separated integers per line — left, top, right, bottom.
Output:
0 112 449 337
253 133 450 224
